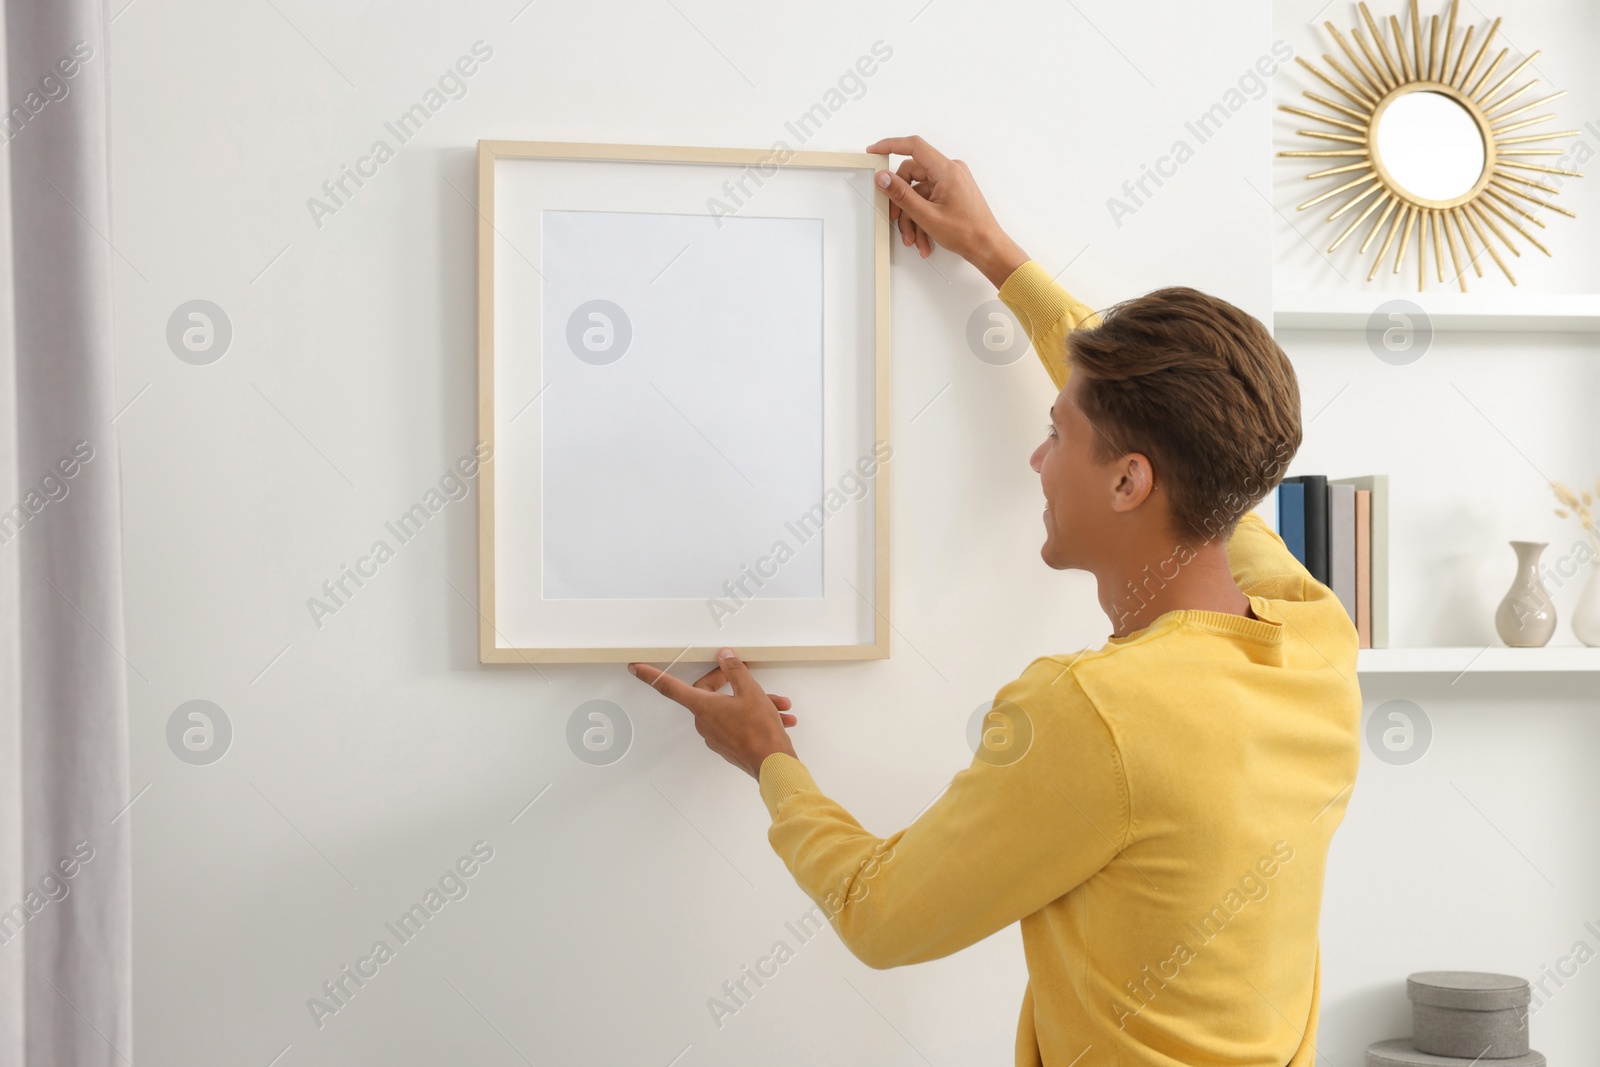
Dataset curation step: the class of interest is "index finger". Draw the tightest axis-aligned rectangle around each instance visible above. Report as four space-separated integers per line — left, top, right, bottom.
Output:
629 663 709 713
865 135 951 175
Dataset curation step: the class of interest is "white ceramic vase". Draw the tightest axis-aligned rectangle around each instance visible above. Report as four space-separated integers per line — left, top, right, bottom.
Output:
1573 557 1600 647
1494 540 1557 647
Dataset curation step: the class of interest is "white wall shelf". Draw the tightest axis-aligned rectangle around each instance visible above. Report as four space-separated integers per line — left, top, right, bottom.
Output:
1274 292 1600 333
1358 646 1600 674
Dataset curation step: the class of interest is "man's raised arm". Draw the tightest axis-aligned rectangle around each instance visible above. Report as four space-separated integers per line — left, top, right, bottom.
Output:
866 135 1101 392
996 263 1101 392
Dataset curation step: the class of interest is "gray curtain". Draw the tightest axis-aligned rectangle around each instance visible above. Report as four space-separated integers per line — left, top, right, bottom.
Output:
0 0 132 1063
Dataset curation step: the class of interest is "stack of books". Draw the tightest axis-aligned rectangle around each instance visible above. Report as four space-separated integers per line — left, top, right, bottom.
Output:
1273 474 1388 649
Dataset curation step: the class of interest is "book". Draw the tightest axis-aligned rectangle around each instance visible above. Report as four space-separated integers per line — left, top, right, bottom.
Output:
1253 496 1280 536
1277 480 1306 566
1354 488 1371 648
1329 482 1356 624
1284 475 1329 585
1331 474 1388 648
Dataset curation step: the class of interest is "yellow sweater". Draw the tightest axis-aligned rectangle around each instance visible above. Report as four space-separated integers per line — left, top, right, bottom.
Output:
757 261 1363 1067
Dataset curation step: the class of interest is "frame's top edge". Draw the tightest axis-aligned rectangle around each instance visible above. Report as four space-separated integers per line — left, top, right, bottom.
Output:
477 139 885 170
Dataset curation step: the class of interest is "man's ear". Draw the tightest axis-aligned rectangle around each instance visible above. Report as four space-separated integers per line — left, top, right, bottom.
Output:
1108 452 1156 514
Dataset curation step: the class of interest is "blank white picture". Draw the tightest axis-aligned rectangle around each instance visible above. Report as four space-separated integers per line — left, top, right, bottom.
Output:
540 209 826 601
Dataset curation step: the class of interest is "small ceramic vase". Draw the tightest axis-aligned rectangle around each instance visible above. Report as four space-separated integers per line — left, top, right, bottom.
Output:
1494 540 1556 647
1572 555 1600 647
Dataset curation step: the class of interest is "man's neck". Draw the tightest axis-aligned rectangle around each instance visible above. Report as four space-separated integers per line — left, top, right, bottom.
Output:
1097 537 1252 639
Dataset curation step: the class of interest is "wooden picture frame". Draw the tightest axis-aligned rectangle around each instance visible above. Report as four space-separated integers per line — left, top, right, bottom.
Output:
476 140 891 665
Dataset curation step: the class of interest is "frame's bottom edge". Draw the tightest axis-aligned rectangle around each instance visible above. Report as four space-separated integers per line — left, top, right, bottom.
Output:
478 643 889 665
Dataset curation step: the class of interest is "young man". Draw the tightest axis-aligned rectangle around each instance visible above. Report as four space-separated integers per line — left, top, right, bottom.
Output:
630 136 1362 1067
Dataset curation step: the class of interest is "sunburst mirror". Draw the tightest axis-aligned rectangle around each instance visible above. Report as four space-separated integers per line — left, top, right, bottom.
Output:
1279 0 1583 290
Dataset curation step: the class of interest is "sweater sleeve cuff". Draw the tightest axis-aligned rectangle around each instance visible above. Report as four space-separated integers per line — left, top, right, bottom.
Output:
996 259 1067 338
758 752 819 821
997 260 1101 391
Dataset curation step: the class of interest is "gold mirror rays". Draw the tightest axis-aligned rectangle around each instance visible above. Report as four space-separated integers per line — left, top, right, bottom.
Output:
1279 0 1583 290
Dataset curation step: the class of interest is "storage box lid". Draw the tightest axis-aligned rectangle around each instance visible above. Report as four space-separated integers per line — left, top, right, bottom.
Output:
1406 971 1531 1010
1367 1038 1543 1067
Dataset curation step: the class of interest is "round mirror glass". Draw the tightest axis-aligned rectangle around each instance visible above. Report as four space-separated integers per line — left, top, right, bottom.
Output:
1375 90 1486 202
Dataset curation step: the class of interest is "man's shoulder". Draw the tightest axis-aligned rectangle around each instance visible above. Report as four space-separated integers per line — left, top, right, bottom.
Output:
1002 652 1100 702
993 654 1120 747
1024 621 1179 682
989 656 1129 800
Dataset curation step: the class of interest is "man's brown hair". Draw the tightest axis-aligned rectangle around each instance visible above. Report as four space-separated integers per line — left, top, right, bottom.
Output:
1065 286 1301 544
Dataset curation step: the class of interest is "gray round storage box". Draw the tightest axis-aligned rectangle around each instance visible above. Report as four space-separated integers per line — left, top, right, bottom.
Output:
1406 972 1531 1059
1367 1038 1544 1067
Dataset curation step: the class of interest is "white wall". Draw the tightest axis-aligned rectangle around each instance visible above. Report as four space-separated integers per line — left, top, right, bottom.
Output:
105 0 1594 1063
1273 1 1600 1062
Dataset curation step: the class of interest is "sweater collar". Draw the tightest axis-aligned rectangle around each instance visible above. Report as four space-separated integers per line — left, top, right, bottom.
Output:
1107 595 1284 646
